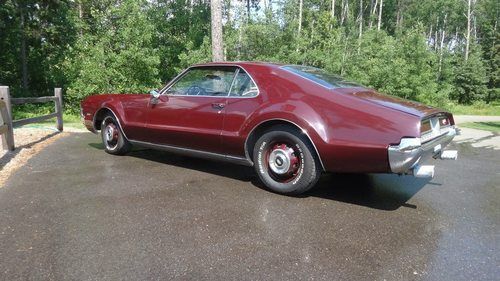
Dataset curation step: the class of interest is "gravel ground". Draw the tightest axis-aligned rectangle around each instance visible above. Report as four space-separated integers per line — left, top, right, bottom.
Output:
454 115 500 150
0 125 85 187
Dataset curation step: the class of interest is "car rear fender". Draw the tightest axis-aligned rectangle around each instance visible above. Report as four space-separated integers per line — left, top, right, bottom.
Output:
242 101 329 170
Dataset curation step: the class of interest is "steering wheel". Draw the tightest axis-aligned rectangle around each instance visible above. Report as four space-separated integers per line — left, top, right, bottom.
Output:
186 85 206 96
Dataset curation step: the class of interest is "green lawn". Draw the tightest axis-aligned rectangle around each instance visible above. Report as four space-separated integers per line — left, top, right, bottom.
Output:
460 122 500 133
13 112 85 130
444 103 500 116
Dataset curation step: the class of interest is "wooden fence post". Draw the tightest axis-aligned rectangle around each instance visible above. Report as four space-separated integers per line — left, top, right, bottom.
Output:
54 88 63 132
0 86 15 151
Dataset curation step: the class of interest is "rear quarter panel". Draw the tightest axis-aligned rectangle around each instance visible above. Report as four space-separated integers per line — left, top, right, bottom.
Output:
237 65 420 173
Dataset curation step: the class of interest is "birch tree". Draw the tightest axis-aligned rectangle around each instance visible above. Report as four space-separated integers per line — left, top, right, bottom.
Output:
377 0 383 31
465 0 473 61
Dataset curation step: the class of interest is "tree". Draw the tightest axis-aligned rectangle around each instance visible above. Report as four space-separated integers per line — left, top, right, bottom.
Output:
465 0 473 61
377 0 383 30
298 0 303 36
211 0 224 61
65 0 160 112
453 45 489 104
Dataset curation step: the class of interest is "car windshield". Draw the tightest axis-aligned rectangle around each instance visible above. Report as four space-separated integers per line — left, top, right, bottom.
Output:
281 65 363 89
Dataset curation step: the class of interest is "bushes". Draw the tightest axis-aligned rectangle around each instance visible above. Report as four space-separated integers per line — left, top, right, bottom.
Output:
1 0 497 114
63 0 161 113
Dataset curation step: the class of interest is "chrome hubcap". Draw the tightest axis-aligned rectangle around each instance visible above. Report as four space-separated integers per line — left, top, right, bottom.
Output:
267 143 300 181
269 148 292 175
105 125 115 142
104 122 118 149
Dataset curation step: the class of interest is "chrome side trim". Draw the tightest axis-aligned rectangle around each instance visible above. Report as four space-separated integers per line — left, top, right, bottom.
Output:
129 140 253 167
92 107 130 141
244 118 326 171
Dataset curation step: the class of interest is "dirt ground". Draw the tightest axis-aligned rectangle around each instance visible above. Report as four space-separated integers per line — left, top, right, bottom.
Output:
0 126 86 187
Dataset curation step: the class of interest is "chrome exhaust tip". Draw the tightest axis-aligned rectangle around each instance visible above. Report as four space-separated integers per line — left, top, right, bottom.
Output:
412 164 435 178
440 150 458 160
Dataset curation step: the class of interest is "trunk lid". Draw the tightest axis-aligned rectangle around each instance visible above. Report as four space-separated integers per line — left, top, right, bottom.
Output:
337 88 443 118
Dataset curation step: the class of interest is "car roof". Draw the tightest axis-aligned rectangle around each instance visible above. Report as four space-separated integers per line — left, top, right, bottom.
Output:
192 61 284 69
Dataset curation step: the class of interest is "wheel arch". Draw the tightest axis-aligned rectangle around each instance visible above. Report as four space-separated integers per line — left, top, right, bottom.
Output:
244 119 325 171
93 107 129 140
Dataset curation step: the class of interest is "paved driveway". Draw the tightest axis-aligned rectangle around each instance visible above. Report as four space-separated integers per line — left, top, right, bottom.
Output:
0 133 499 280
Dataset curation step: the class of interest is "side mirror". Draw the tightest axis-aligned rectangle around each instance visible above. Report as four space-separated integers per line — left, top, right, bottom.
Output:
150 89 160 99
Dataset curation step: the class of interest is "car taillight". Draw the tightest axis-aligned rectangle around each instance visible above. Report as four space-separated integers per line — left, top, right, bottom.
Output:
439 116 450 127
420 114 452 143
420 120 432 134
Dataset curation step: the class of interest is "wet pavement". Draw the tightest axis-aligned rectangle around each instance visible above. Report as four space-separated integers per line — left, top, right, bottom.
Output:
0 133 499 280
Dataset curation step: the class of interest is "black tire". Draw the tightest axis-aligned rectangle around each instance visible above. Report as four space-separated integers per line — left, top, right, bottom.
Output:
101 115 131 155
253 125 322 195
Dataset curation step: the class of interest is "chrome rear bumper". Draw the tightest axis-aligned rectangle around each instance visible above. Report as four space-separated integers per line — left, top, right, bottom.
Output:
388 126 458 174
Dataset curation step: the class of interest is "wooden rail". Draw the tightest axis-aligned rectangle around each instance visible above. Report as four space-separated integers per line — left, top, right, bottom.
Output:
0 86 63 151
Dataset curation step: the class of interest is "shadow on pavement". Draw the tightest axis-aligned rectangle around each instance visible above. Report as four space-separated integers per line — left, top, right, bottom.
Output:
89 143 430 211
0 131 60 169
308 173 430 211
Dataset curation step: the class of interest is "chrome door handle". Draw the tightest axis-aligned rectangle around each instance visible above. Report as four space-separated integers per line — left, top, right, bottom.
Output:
212 103 226 109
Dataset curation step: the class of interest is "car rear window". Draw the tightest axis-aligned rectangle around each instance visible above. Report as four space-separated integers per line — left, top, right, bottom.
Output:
281 65 362 89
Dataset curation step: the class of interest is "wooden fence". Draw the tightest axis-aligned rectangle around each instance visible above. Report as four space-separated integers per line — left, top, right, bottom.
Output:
0 86 63 151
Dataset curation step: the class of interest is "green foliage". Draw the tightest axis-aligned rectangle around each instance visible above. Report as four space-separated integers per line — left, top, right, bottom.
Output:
0 0 498 114
64 0 160 112
452 45 489 104
178 37 212 71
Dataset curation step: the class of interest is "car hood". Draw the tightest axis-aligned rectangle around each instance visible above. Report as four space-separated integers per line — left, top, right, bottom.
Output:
336 88 443 118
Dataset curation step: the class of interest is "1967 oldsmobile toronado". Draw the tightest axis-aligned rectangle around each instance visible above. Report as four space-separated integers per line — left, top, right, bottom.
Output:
81 62 459 194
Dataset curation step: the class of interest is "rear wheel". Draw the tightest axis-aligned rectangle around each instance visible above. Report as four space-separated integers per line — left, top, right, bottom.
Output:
101 115 131 155
253 125 321 195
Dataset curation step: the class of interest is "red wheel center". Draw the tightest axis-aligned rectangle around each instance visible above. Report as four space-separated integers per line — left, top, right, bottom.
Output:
267 143 300 181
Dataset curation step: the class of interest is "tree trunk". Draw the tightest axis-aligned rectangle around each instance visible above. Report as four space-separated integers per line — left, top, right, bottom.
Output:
428 24 433 45
358 0 363 38
298 0 303 36
19 4 28 94
331 0 335 19
211 0 224 62
340 0 344 25
78 1 83 19
438 13 447 79
465 0 472 61
246 0 251 21
377 0 383 31
341 0 349 26
369 0 377 28
396 0 404 29
78 0 83 36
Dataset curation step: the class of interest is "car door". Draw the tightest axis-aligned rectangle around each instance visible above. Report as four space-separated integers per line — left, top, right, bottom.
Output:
145 66 238 154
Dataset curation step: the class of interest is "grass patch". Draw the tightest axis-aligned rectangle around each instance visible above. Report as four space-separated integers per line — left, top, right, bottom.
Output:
444 102 500 116
460 122 500 133
11 104 84 129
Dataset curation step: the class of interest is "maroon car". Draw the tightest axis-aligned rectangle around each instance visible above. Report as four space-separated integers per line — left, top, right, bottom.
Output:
81 62 459 194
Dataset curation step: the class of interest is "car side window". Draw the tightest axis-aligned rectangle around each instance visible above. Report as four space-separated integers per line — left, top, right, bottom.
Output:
229 70 259 97
166 67 237 97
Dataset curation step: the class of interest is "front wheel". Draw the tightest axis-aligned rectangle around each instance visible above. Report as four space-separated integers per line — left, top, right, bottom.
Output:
253 126 322 195
101 115 131 155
